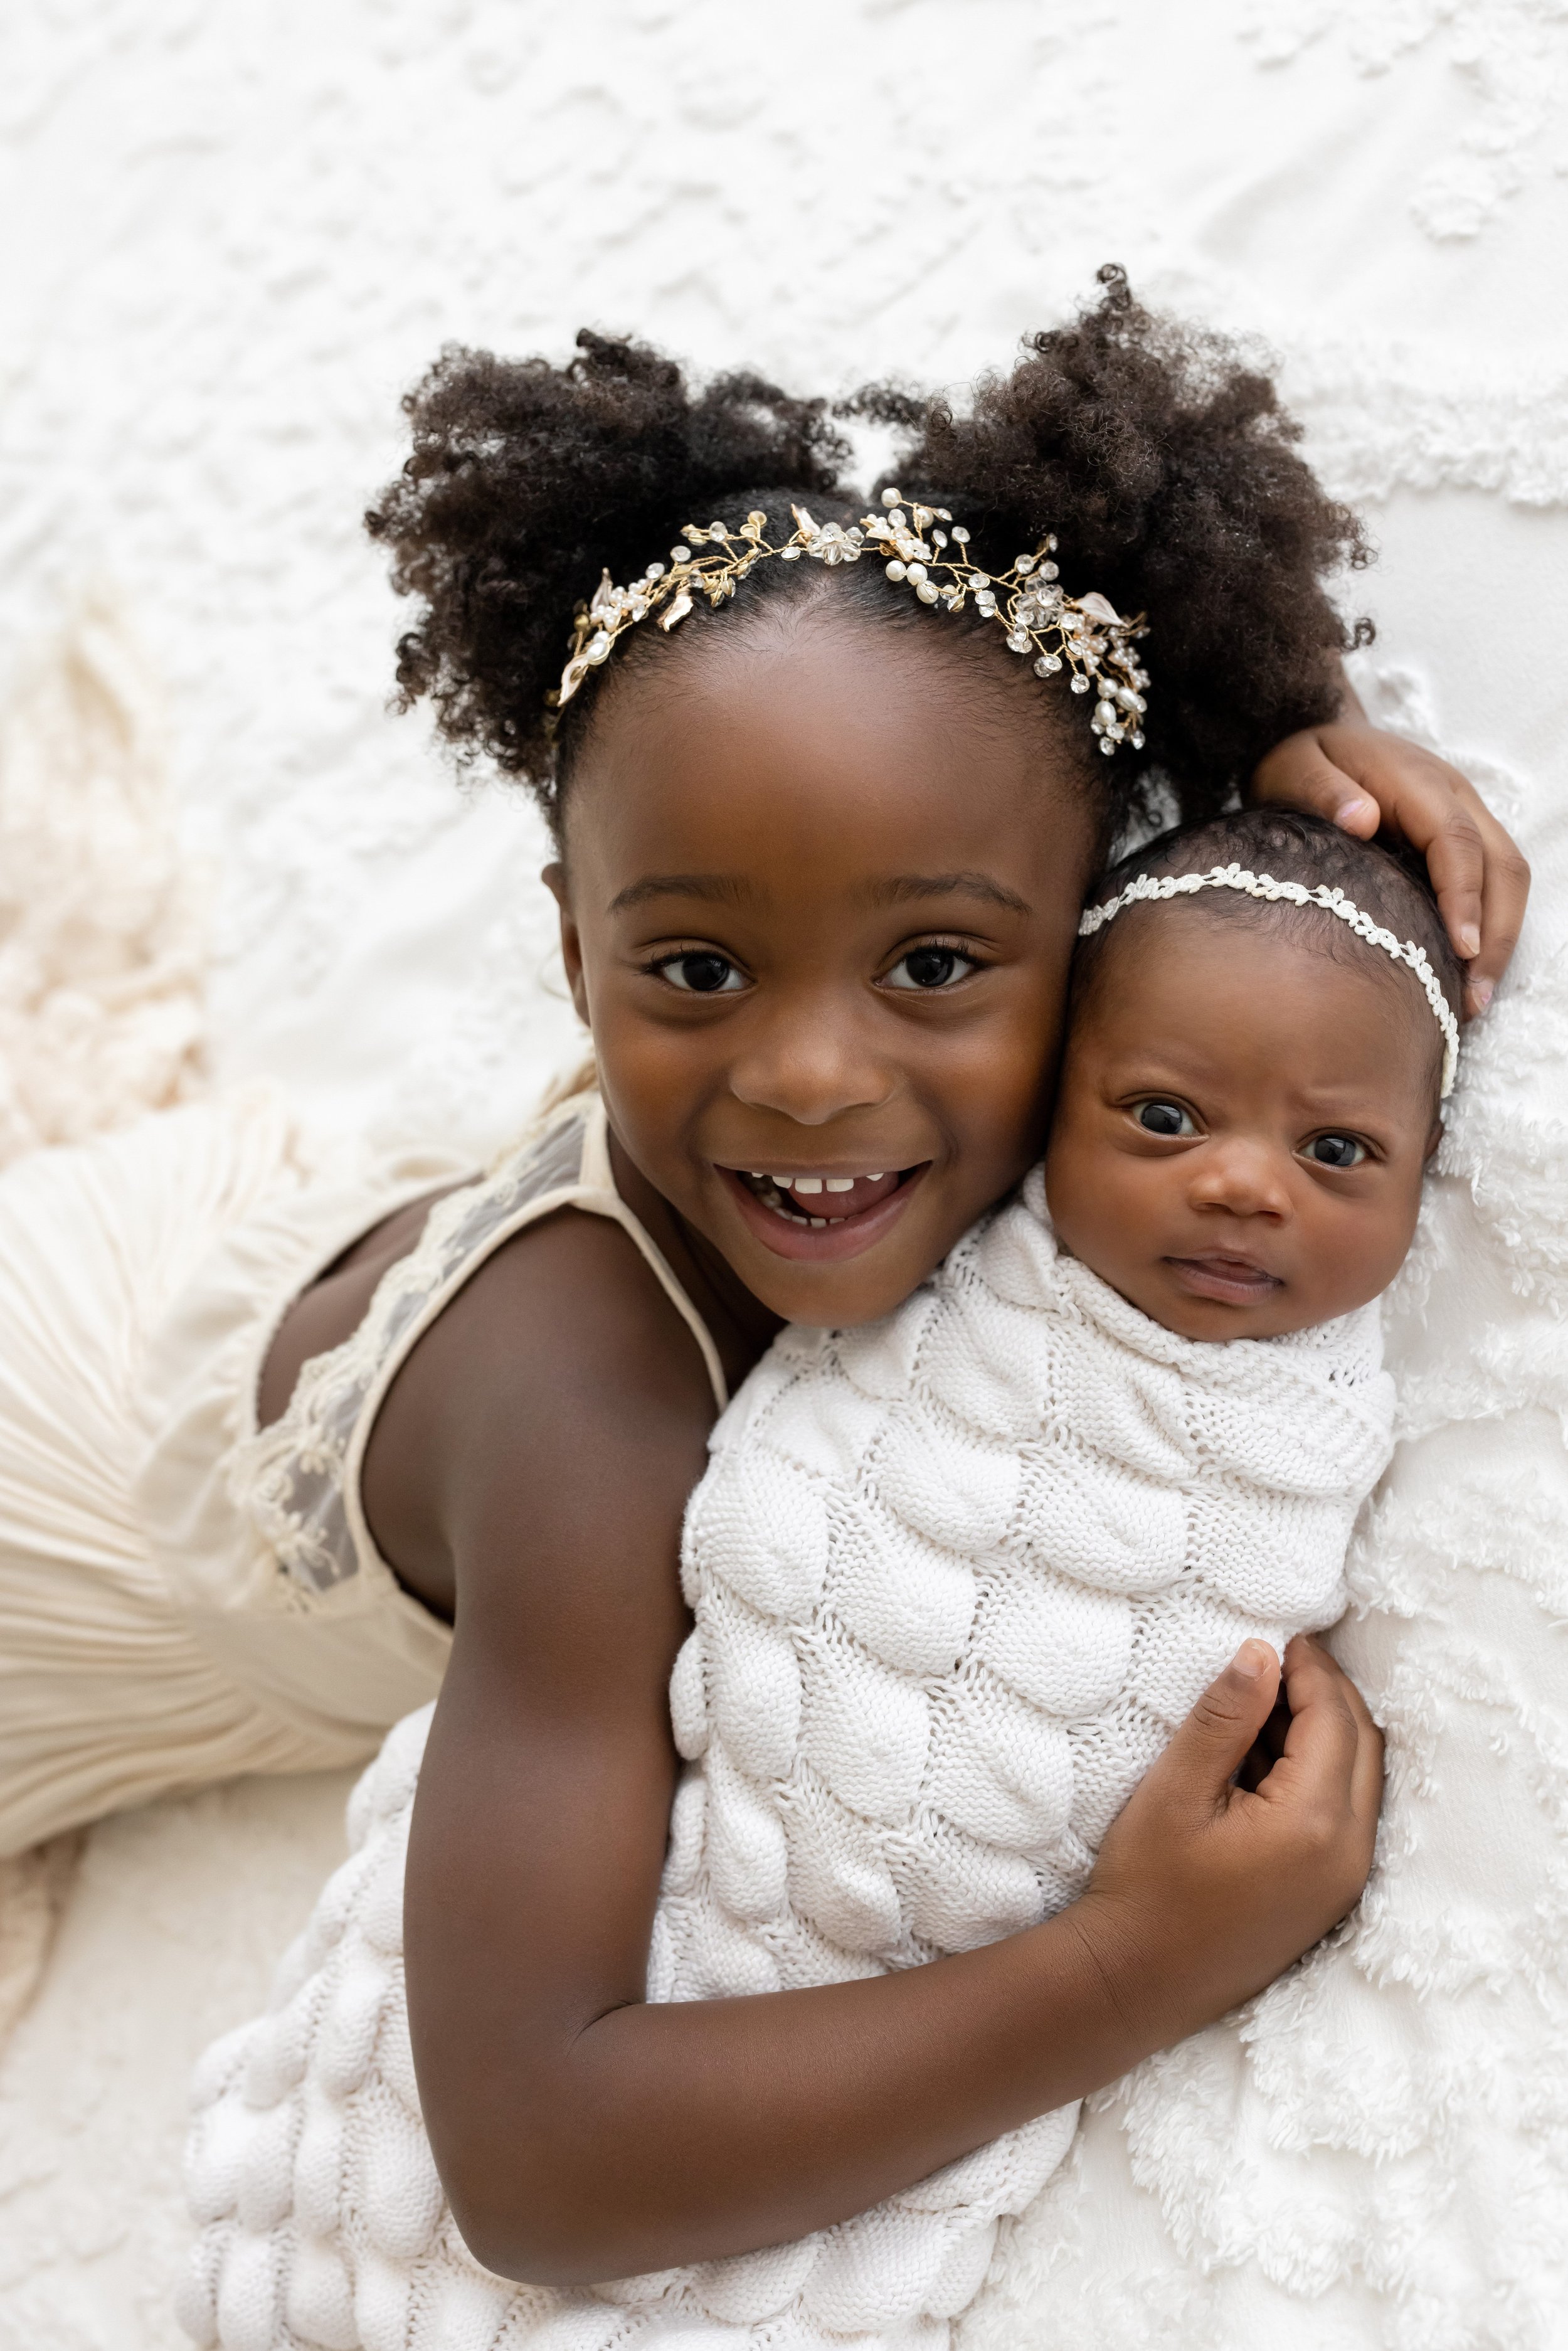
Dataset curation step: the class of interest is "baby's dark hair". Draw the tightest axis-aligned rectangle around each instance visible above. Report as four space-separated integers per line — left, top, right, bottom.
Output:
1073 807 1463 1090
368 266 1371 846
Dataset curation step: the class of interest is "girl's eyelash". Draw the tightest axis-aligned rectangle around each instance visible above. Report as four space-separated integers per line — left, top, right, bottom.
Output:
881 934 993 971
640 946 742 973
637 938 993 979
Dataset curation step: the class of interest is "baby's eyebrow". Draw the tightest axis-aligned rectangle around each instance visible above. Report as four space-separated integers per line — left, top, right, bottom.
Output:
870 873 1032 916
609 873 755 913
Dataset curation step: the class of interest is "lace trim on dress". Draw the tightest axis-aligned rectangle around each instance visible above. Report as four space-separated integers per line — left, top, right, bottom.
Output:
230 1102 591 1597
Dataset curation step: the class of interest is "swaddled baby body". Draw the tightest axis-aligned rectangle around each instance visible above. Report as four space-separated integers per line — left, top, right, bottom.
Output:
182 812 1458 2351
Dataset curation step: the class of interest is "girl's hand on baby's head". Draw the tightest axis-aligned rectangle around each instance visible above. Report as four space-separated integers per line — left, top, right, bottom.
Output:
1250 716 1529 1020
1078 1635 1382 2045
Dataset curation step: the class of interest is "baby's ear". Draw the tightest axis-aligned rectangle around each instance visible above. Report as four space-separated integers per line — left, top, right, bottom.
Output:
1424 1117 1444 1163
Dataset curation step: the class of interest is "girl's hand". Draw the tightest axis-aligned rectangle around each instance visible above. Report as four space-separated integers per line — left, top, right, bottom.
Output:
1250 718 1530 1020
1076 1635 1383 2041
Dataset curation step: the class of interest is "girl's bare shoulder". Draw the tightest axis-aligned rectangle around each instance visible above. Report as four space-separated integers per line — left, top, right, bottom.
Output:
361 1202 719 1624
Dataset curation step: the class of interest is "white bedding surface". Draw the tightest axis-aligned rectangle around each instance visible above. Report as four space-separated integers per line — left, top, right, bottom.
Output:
1 2 1565 2342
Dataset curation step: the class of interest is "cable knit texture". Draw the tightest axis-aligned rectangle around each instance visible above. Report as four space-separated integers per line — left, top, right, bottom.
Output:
177 1171 1392 2350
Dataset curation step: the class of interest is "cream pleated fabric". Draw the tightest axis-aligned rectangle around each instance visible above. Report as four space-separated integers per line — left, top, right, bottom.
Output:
0 1082 723 1864
0 1085 462 1857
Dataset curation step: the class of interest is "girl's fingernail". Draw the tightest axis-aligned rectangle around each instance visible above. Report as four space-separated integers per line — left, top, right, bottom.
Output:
1470 979 1494 1013
1335 795 1375 828
1458 925 1481 959
1233 1640 1273 1680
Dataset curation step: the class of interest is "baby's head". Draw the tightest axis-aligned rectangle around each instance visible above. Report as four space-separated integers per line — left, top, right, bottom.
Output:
1044 809 1463 1341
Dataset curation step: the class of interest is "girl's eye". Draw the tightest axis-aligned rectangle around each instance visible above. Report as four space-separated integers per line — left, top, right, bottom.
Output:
1136 1100 1197 1137
657 952 746 995
884 946 978 992
1305 1132 1368 1169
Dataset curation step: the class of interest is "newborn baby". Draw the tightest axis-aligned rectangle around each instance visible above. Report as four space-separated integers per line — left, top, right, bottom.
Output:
182 809 1461 2351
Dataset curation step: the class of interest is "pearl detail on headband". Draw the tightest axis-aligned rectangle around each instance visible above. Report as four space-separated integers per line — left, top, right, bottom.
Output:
551 490 1150 755
1077 862 1461 1098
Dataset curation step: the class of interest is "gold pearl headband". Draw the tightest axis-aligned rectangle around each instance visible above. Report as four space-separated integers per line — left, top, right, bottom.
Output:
551 489 1151 755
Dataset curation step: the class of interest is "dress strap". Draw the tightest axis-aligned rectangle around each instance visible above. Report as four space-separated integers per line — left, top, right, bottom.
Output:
575 1098 728 1416
231 1089 727 1605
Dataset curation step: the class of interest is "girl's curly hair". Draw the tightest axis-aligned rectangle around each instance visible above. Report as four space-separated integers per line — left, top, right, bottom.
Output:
368 267 1370 843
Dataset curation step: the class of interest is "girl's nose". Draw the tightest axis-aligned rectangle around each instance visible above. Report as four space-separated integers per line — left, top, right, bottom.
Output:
1187 1137 1293 1221
728 1004 894 1128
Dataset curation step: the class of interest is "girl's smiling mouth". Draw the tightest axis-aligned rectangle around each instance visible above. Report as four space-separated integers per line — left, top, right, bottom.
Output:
721 1166 929 1261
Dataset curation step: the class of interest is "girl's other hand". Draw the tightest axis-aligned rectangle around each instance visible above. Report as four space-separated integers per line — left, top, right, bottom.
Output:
1249 718 1530 1020
1077 1635 1383 2041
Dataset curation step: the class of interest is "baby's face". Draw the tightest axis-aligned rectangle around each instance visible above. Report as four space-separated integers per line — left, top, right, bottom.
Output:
1043 907 1441 1341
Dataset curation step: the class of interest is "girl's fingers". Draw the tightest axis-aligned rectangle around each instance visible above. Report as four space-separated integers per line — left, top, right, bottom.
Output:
1158 1640 1282 1802
1469 810 1532 1011
1251 736 1379 839
1261 1635 1363 1797
1347 1689 1386 1830
1251 725 1530 1011
1293 733 1486 965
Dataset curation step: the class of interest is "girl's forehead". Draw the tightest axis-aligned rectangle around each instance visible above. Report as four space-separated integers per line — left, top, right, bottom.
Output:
565 613 1101 878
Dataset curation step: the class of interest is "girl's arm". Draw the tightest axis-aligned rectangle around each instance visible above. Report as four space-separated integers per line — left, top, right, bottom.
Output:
1249 667 1530 1018
378 1206 1382 2290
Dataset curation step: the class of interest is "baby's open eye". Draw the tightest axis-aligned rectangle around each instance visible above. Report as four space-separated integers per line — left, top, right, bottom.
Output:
1304 1132 1368 1169
883 947 978 991
1135 1100 1197 1137
657 952 746 994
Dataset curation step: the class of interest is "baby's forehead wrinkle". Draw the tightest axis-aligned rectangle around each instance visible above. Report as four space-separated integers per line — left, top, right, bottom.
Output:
1086 893 1443 1027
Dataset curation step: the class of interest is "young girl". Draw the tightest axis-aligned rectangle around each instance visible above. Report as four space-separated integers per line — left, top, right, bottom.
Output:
0 272 1522 2317
184 803 1459 2350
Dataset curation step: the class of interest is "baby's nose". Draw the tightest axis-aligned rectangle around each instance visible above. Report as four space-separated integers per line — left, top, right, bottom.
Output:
1187 1137 1293 1218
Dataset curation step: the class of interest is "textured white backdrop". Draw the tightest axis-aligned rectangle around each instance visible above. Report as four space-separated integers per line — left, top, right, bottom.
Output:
1 3 1567 2345
4 0 1567 1154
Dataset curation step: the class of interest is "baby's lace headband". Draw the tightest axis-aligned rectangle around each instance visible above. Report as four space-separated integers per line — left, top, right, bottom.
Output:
551 489 1150 756
1078 862 1461 1098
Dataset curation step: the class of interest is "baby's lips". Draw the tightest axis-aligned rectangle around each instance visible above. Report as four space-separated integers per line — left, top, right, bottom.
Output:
1165 1252 1284 1302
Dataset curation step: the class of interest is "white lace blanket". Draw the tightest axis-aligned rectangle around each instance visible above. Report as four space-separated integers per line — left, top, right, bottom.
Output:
177 1179 1392 2351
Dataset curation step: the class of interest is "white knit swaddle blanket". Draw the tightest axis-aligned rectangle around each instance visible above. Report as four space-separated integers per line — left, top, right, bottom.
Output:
180 1170 1394 2351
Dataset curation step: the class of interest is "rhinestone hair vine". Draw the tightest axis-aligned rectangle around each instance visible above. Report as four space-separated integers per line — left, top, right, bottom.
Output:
551 490 1151 755
1078 862 1461 1098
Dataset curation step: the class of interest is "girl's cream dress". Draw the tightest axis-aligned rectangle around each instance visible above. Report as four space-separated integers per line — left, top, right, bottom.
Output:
0 1082 722 1857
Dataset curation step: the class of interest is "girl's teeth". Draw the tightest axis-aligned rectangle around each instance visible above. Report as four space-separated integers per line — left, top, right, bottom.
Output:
743 1169 899 1226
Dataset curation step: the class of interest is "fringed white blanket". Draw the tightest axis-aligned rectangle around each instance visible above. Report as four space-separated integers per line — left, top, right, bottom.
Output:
179 1180 1394 2351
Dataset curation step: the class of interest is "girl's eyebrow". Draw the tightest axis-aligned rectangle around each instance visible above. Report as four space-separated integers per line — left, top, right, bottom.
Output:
609 873 755 913
871 873 1032 916
608 872 1031 917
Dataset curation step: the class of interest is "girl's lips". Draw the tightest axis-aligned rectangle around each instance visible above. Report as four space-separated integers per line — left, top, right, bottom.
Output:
720 1165 929 1263
1166 1253 1284 1305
